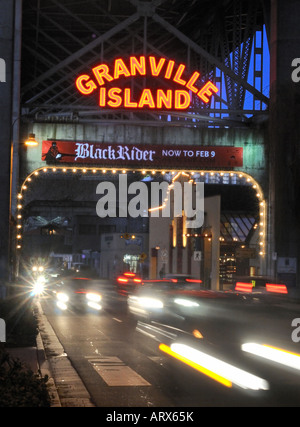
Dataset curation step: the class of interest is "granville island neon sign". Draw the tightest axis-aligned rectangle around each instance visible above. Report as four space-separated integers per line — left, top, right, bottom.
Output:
75 55 219 110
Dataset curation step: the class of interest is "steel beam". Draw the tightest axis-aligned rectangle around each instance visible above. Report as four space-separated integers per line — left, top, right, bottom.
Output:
152 12 269 106
21 12 140 93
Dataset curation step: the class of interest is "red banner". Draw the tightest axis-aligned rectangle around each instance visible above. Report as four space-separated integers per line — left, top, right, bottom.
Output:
42 140 243 168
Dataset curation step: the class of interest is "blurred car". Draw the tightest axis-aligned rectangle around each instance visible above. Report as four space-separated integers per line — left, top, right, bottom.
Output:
128 278 212 326
230 275 288 302
162 274 203 287
115 272 143 297
128 278 250 345
53 271 102 312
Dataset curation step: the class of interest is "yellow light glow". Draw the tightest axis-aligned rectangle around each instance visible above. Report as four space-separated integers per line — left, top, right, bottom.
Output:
24 134 38 147
160 342 269 391
159 343 232 388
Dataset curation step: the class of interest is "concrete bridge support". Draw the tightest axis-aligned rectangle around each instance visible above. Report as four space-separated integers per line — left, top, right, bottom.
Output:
0 0 21 287
268 0 300 287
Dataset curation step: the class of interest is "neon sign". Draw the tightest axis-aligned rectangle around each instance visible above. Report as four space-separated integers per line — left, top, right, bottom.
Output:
75 56 218 110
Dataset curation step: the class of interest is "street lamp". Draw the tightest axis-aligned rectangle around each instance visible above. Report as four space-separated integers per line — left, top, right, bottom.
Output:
24 133 38 147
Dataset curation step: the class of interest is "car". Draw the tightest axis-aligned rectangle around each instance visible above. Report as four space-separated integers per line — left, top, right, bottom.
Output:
115 272 143 297
53 270 102 312
230 275 288 302
162 274 203 287
128 277 208 326
127 278 249 346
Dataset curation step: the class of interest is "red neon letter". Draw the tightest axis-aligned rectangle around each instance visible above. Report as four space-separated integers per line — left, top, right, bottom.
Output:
186 71 200 93
149 56 166 77
124 88 138 108
197 81 219 103
99 87 106 107
157 89 172 109
130 56 146 76
173 64 187 86
92 64 113 86
165 60 175 79
174 90 190 109
76 75 97 95
107 87 122 107
138 89 155 108
114 58 130 79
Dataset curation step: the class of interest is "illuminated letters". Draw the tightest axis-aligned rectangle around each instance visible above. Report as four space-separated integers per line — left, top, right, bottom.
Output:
197 81 219 103
175 90 190 109
149 56 166 76
107 87 122 107
114 58 131 79
76 75 97 95
75 56 218 110
130 56 146 76
92 64 113 86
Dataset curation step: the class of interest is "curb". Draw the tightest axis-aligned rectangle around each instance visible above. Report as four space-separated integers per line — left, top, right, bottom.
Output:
36 332 62 407
36 302 95 407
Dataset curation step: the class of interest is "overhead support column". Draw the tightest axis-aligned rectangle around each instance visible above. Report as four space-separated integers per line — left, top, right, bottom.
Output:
269 0 300 288
0 0 19 287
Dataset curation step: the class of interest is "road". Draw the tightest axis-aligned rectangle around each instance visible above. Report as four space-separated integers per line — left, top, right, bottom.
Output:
40 282 300 408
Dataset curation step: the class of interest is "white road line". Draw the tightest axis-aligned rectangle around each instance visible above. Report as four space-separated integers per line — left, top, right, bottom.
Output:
86 356 151 386
112 317 123 323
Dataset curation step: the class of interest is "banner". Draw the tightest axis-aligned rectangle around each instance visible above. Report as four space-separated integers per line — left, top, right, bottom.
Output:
42 140 243 168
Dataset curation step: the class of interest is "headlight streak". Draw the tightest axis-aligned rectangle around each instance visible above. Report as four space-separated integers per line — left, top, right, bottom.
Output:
57 292 69 302
137 321 178 341
57 301 68 310
86 293 102 302
159 342 269 391
242 343 300 371
137 297 164 309
87 301 102 310
174 298 199 308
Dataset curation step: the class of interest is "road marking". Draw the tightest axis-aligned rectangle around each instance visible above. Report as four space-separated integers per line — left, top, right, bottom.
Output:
148 356 165 366
86 356 151 386
112 317 122 323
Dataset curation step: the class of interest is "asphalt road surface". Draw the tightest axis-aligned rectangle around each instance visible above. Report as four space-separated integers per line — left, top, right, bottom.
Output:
40 283 300 408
